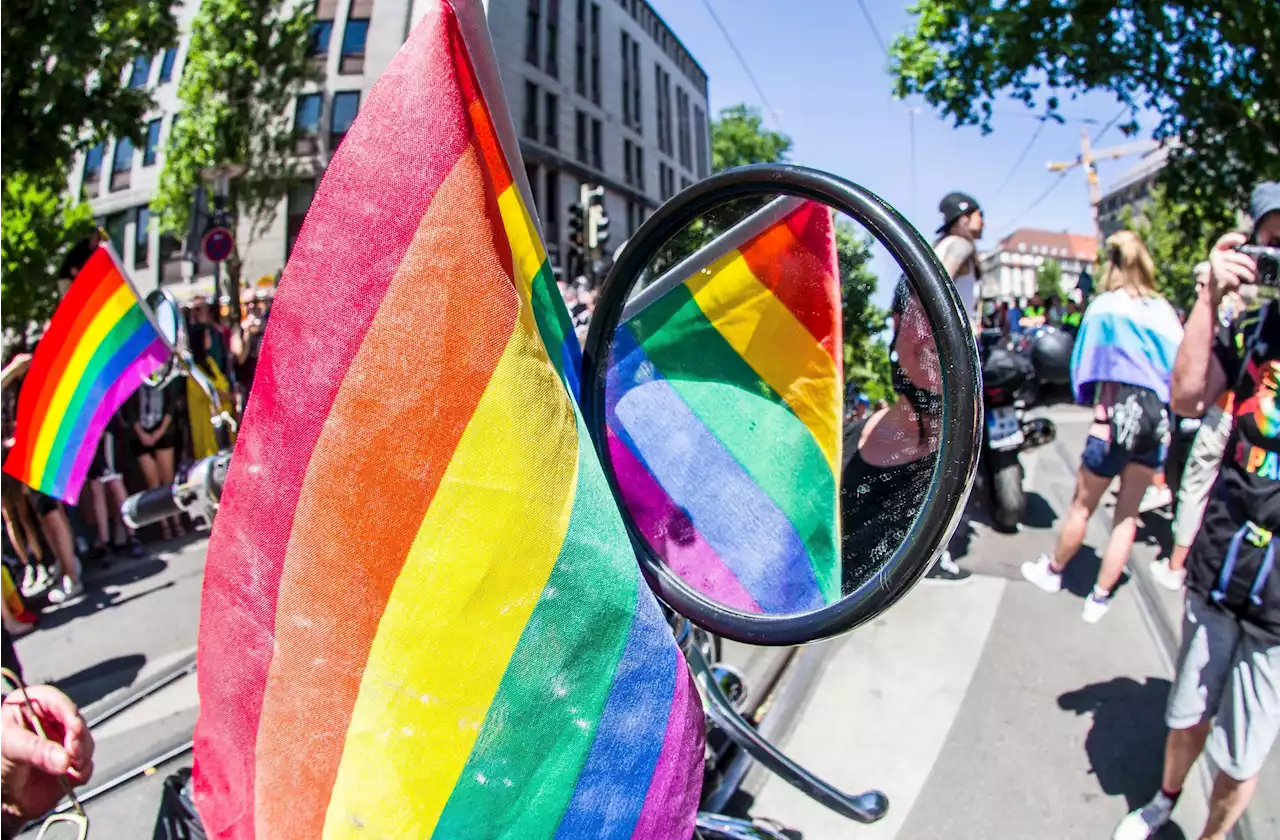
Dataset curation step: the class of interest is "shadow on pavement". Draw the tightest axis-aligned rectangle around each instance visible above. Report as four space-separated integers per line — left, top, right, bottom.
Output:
1057 676 1188 839
53 653 147 709
35 560 173 631
1022 492 1057 529
726 790 803 839
1058 547 1132 599
1137 510 1174 559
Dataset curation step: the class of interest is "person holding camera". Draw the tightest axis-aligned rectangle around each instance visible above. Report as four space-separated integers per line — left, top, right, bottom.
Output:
1114 182 1280 840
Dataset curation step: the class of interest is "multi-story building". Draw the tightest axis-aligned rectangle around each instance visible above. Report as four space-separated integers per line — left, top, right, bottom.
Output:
1096 146 1168 239
67 0 711 296
978 227 1096 303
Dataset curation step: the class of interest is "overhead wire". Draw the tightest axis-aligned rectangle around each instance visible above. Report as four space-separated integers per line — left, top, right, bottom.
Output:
989 120 1047 203
853 0 890 57
697 0 782 130
991 171 1071 242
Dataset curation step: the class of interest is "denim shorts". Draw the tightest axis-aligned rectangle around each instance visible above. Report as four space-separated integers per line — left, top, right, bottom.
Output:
1081 435 1164 479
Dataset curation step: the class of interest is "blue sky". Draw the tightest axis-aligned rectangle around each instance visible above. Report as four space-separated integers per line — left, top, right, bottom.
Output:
647 0 1157 307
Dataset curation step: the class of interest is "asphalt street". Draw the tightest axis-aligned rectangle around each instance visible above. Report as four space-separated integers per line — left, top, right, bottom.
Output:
9 403 1279 839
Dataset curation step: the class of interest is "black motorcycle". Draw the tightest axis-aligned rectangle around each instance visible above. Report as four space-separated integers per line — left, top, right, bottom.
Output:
978 326 1067 530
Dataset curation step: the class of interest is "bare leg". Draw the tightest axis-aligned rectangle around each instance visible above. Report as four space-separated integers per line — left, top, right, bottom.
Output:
1163 721 1211 795
40 508 80 585
105 478 132 544
156 448 183 536
89 480 110 546
1200 771 1259 840
1096 463 1156 592
1169 543 1192 573
1052 467 1113 571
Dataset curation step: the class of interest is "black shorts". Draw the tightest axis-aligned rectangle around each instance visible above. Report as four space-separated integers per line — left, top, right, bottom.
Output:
134 430 178 458
29 489 60 516
88 431 122 481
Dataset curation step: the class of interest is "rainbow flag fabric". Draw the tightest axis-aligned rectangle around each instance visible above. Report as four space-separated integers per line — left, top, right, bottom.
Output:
192 4 703 838
3 247 167 503
606 199 843 614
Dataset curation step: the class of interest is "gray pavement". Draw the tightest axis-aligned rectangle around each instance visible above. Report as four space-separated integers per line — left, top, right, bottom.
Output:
745 404 1276 840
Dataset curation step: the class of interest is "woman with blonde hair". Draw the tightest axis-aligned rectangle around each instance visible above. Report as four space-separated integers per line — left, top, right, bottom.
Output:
1022 231 1185 622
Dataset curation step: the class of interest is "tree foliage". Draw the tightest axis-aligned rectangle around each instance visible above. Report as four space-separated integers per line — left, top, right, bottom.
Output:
1 0 178 180
711 104 793 172
1035 259 1064 300
2 173 97 333
152 0 318 283
889 1 1279 237
1119 185 1223 312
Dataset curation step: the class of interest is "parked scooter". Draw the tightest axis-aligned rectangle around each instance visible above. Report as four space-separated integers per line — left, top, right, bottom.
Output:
978 325 1067 530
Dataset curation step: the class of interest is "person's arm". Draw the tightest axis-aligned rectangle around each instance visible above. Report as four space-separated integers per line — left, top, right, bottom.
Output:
0 355 31 392
933 236 975 280
1171 232 1256 416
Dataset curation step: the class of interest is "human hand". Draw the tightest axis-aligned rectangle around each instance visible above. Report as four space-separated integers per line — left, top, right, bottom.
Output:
5 355 32 377
1207 232 1256 303
1 686 94 826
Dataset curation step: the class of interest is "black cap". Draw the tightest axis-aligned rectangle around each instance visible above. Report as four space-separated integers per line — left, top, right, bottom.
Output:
938 191 981 234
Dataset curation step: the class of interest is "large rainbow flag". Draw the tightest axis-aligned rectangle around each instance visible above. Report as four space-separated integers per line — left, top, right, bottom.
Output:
606 199 843 614
3 247 167 503
192 4 703 838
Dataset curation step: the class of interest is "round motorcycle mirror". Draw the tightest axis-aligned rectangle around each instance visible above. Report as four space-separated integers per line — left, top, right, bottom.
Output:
581 164 982 646
142 288 188 387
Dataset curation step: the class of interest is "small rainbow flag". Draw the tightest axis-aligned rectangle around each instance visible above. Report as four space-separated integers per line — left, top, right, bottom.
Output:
606 199 843 614
192 4 703 838
3 247 167 503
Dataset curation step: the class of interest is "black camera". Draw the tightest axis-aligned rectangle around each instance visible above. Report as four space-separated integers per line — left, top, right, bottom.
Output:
1237 245 1280 287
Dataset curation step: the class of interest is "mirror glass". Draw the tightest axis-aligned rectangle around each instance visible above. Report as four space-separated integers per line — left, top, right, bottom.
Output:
143 289 186 386
601 194 955 618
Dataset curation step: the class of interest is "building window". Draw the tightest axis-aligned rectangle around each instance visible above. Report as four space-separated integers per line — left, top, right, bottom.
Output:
589 3 600 104
630 39 640 132
141 119 162 167
294 93 322 154
158 47 178 83
544 92 558 149
575 110 588 163
545 0 559 77
655 66 672 154
624 139 634 186
128 55 151 89
574 0 586 95
676 87 691 169
526 162 540 209
159 233 184 284
659 162 674 200
103 211 128 257
544 169 560 243
110 137 134 191
330 91 359 150
694 104 708 178
523 81 538 139
626 200 638 238
620 32 632 127
310 19 334 57
635 146 644 192
286 180 317 259
82 143 104 198
340 18 368 74
525 0 540 65
680 176 691 191
591 118 602 170
134 207 151 269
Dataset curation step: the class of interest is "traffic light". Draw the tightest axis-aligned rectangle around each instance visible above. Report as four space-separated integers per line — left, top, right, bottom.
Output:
587 203 610 251
567 201 585 276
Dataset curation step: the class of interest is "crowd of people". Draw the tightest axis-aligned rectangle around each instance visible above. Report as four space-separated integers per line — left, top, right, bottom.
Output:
0 290 272 636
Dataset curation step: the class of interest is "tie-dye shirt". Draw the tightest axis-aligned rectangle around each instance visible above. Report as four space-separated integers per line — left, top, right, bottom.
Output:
1070 290 1184 405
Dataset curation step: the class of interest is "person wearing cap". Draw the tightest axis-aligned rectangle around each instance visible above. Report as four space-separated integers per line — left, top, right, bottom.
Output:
934 191 985 330
1114 182 1280 840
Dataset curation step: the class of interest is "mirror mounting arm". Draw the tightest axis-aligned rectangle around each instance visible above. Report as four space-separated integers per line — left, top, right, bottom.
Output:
684 641 890 824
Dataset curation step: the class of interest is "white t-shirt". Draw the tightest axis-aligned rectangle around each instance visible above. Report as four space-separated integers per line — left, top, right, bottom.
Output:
934 235 979 323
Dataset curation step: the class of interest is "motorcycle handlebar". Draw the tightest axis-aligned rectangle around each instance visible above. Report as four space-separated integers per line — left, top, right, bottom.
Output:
121 486 181 529
684 642 889 824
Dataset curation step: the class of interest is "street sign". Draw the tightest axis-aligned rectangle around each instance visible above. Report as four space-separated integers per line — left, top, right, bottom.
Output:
202 227 234 263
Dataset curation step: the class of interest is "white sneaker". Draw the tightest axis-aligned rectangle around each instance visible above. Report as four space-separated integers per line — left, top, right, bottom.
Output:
20 564 51 598
1082 590 1112 624
45 576 84 606
1020 554 1062 593
1139 485 1173 514
1149 557 1186 591
1112 790 1175 839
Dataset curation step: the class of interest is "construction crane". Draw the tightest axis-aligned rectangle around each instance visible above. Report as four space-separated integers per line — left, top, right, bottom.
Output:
1047 128 1175 245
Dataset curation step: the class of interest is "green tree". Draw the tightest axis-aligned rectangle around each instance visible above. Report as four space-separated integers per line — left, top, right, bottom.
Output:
711 104 793 171
1035 260 1064 300
153 0 319 305
1120 185 1223 311
1 173 97 333
889 1 1278 237
1 0 178 180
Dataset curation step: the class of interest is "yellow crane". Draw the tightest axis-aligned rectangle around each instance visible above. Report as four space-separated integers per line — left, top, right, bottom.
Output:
1047 128 1176 245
